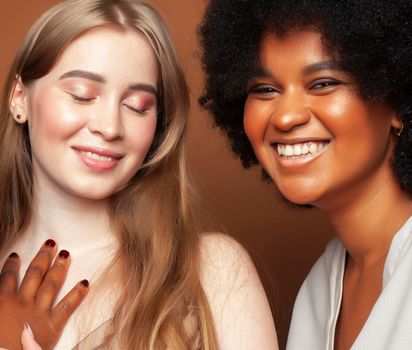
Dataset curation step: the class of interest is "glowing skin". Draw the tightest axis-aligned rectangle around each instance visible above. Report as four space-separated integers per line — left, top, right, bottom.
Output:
8 26 280 350
7 27 159 348
22 27 158 200
244 30 400 210
244 29 412 349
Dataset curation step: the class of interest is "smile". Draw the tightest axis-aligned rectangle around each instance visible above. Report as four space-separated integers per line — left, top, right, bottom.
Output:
72 146 124 172
276 141 329 158
81 151 115 162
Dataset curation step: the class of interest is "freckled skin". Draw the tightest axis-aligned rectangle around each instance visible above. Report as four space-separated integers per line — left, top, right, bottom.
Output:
244 30 398 211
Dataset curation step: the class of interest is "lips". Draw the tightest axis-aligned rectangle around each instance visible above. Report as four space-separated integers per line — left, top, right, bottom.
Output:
72 145 124 172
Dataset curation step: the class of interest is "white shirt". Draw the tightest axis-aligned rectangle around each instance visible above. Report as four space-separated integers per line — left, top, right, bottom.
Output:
287 216 412 350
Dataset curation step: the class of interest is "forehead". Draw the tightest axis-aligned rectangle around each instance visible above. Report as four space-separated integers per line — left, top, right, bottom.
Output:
259 29 330 68
44 26 158 84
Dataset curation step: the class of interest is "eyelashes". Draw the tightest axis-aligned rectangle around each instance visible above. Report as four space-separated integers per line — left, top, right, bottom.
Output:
247 78 345 97
124 105 149 115
69 93 95 103
67 92 153 116
309 79 343 90
248 85 279 95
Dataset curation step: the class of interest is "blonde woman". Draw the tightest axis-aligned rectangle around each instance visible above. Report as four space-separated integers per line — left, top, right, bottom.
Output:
0 0 277 349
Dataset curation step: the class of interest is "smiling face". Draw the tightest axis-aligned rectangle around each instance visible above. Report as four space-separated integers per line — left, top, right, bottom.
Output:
13 26 158 200
244 29 400 209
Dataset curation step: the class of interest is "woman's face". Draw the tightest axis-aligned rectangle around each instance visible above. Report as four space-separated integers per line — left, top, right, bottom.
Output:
244 29 400 208
16 27 158 200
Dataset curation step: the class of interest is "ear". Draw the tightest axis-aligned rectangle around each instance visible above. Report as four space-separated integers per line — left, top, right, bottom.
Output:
9 76 29 124
390 111 403 130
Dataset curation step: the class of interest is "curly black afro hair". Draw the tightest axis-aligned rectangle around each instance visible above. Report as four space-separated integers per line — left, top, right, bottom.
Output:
199 0 412 194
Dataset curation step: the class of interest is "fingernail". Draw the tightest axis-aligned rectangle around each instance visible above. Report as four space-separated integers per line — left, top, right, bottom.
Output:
80 279 89 288
45 239 56 247
58 250 70 259
8 252 18 258
24 322 34 338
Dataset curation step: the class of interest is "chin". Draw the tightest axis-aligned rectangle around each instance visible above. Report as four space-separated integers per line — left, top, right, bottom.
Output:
277 191 315 209
66 184 121 201
65 175 134 200
281 191 313 206
271 173 323 206
276 183 320 207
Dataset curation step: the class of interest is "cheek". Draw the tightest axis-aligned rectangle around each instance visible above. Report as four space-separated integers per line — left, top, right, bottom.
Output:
243 99 270 145
321 95 391 149
317 92 388 135
312 93 357 133
125 116 157 156
29 90 85 143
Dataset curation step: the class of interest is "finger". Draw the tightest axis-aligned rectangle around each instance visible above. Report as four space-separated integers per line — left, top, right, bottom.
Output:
0 252 20 293
50 280 89 331
21 322 43 350
18 239 57 302
35 250 70 311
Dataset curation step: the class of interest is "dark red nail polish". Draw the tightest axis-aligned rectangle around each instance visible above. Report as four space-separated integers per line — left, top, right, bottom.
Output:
80 279 89 288
45 239 56 247
8 252 18 258
59 250 70 259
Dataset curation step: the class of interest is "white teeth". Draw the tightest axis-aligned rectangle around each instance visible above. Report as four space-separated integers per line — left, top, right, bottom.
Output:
276 141 328 157
293 144 302 156
285 145 293 156
302 144 309 155
81 151 114 162
309 143 317 154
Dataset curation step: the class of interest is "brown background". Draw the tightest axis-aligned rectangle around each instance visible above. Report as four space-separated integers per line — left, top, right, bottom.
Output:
0 1 334 348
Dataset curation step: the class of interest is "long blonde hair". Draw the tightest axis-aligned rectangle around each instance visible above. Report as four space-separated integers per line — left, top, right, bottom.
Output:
0 1 217 348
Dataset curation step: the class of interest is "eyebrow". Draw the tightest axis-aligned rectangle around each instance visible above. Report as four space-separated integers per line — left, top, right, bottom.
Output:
59 70 106 83
302 60 342 75
129 83 157 97
250 60 343 80
250 67 274 79
59 70 158 96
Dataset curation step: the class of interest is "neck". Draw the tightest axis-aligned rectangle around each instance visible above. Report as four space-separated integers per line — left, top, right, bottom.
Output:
19 180 116 258
325 169 412 268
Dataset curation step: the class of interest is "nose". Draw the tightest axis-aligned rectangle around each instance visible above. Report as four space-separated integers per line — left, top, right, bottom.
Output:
271 89 311 131
87 99 124 140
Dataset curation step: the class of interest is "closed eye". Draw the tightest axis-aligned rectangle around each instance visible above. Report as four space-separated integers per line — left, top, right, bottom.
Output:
68 93 95 103
124 104 150 115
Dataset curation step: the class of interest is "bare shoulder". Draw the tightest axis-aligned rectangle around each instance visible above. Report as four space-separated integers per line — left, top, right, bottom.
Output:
199 233 279 350
199 233 261 289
